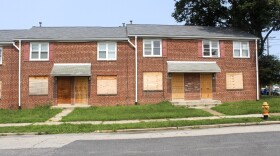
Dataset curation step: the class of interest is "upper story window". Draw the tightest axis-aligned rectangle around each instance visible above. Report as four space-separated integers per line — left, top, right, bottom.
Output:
143 39 162 57
98 42 117 60
30 43 49 61
203 40 220 57
0 47 2 64
233 41 250 58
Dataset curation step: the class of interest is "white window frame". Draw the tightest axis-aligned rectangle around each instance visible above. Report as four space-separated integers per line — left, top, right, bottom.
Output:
202 40 220 57
97 42 117 61
233 41 250 58
143 39 162 57
0 47 2 64
30 42 49 61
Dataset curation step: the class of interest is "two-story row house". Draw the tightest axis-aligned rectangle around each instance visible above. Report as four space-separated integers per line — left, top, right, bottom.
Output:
0 24 259 109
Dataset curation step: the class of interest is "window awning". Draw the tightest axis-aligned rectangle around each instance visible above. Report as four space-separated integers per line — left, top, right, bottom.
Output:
51 63 91 76
167 61 221 73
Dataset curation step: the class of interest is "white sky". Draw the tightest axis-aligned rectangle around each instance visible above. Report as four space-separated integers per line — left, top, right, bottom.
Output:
1 0 279 58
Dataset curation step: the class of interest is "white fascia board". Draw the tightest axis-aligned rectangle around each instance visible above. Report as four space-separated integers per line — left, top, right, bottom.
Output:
0 42 14 44
14 38 129 42
128 35 258 40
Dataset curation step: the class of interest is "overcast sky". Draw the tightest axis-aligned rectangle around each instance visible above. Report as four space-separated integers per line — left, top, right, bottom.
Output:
1 0 279 58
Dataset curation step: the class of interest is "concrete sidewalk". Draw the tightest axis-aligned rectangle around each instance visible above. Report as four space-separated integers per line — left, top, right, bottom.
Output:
0 113 264 128
0 107 278 128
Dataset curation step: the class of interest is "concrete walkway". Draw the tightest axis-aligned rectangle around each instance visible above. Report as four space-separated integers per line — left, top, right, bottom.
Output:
46 108 74 122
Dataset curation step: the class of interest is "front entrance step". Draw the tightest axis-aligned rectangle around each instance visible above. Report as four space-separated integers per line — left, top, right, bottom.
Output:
171 100 222 108
51 104 90 109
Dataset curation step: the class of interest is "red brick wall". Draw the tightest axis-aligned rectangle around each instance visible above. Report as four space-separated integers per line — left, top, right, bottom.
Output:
19 41 135 108
0 45 19 109
0 38 257 109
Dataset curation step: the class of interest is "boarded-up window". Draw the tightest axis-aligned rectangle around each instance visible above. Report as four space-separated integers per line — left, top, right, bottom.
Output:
97 76 117 95
29 77 48 95
226 73 243 90
143 72 163 91
0 81 2 98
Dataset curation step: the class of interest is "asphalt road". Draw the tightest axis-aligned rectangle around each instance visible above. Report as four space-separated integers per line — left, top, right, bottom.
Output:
1 124 280 156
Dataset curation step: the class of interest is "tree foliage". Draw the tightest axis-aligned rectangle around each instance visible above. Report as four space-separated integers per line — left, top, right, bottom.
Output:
259 55 280 85
172 0 280 56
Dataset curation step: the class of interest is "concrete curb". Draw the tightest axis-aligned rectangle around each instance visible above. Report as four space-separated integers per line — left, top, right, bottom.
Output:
1 121 280 136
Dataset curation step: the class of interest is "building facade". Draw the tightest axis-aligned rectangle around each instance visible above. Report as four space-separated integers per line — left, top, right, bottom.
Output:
0 24 259 109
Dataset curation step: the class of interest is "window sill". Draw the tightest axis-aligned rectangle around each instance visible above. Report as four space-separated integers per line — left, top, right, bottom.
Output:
226 89 244 91
202 56 220 58
97 94 117 96
97 60 117 62
29 94 48 96
143 56 163 58
29 60 50 62
233 57 250 59
143 90 163 92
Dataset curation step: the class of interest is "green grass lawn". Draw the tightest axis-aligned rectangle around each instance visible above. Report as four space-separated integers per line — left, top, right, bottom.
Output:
0 106 62 123
61 101 212 122
212 96 280 115
0 117 264 134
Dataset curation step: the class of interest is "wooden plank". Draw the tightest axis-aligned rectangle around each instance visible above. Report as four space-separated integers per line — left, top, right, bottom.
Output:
97 76 117 95
29 77 48 95
143 72 163 91
172 73 184 99
201 74 213 99
226 73 243 89
57 77 71 104
74 77 88 105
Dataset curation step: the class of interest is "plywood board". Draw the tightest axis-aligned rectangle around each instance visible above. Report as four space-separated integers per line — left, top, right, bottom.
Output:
172 73 184 99
74 77 88 105
97 76 117 95
226 73 243 89
57 77 71 104
201 74 213 99
29 77 48 95
143 72 163 91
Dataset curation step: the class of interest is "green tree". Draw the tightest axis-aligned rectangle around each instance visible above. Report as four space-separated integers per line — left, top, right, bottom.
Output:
259 55 280 85
172 0 280 56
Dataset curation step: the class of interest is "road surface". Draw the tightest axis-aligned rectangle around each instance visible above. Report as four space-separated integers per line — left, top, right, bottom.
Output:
1 124 280 156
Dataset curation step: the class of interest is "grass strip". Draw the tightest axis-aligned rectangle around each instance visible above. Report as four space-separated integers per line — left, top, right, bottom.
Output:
212 96 280 115
62 101 212 122
0 118 265 134
0 106 62 123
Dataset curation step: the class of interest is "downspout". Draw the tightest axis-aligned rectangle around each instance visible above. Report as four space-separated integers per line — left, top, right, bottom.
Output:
135 36 138 105
13 40 21 109
255 39 259 101
127 36 138 105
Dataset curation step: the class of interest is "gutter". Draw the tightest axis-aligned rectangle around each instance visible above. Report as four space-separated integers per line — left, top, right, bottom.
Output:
255 39 259 101
14 38 129 42
127 35 258 40
12 40 22 109
127 36 138 105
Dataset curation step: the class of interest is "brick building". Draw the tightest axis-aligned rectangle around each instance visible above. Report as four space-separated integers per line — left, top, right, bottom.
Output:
0 24 259 109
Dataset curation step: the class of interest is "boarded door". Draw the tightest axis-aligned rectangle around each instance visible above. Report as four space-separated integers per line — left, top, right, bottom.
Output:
172 73 184 99
57 77 72 104
201 74 213 99
74 77 88 104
